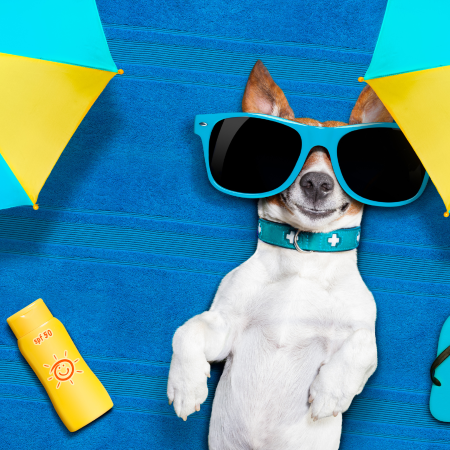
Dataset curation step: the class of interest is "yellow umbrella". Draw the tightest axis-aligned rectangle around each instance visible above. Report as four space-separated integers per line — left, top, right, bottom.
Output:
361 0 450 215
0 0 121 210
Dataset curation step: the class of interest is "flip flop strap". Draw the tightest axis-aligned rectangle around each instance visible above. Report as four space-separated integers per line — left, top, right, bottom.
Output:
431 345 450 386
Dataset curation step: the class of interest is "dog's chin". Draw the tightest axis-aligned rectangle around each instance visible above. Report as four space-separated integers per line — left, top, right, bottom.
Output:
298 202 350 219
295 202 350 228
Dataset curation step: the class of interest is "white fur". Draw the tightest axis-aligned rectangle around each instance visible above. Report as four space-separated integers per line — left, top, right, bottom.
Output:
168 145 378 450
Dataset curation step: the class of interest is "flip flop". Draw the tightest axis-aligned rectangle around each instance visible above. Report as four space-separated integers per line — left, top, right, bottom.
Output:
430 316 450 421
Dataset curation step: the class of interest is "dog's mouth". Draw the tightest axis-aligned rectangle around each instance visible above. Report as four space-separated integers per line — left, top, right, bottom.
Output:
299 202 350 219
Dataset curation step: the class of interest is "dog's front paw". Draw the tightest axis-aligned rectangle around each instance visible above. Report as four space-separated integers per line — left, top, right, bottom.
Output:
308 366 353 421
167 353 210 421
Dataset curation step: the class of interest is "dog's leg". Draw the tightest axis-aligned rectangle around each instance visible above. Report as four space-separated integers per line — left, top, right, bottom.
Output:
167 310 233 420
309 328 377 420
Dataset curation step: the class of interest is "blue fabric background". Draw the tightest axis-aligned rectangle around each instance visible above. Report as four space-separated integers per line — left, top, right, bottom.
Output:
2 0 450 448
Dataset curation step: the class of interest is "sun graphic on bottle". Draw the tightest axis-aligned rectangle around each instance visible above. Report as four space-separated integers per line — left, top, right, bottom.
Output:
43 350 84 389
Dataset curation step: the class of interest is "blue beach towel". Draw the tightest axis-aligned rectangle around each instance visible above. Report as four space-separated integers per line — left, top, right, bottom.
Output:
2 0 450 448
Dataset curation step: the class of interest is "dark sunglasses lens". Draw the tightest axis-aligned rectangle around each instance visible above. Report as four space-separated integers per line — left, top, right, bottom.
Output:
337 128 426 203
209 117 302 194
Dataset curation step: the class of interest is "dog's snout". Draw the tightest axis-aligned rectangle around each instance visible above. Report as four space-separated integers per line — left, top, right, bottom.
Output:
300 172 334 202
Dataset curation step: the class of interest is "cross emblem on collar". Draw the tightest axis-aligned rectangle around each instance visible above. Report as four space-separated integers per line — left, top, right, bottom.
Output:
328 233 340 247
286 231 296 244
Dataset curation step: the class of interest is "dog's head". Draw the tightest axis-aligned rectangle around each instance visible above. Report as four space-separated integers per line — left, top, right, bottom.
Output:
243 60 393 232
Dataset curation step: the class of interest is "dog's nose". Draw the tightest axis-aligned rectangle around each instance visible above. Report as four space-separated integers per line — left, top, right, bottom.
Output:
300 171 334 202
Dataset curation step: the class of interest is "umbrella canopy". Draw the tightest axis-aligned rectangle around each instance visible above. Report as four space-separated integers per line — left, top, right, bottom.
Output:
363 0 450 214
0 0 119 210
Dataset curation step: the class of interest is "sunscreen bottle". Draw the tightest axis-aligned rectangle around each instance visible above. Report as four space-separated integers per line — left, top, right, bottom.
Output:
7 299 113 432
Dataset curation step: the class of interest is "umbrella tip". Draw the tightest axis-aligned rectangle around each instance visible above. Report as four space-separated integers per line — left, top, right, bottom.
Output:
33 204 39 211
118 69 124 75
444 211 450 218
358 77 365 83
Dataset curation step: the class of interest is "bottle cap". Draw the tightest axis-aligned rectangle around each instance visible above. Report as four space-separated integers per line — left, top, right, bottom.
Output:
7 299 53 339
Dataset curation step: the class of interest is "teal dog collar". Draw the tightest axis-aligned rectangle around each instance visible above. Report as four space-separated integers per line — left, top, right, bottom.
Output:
258 218 361 253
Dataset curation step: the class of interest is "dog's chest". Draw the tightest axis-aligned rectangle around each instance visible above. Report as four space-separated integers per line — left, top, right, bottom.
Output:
244 271 356 352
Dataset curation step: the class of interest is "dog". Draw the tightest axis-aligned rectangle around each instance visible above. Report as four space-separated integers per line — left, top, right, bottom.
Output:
168 60 392 449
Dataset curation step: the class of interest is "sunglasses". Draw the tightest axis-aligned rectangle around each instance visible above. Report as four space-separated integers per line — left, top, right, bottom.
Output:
194 113 429 207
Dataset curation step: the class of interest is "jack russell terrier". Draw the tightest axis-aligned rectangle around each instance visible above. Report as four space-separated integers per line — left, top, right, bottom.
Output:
168 60 392 449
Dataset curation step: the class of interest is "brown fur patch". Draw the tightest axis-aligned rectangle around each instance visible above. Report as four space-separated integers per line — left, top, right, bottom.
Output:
242 60 294 119
267 194 294 214
301 150 332 172
344 200 363 216
292 118 347 128
292 118 323 127
322 120 348 128
349 85 393 125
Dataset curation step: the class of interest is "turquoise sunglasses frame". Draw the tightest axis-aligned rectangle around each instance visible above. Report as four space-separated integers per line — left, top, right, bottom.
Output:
194 112 429 207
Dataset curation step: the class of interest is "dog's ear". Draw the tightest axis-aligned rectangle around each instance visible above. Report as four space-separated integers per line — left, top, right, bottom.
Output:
349 85 393 124
242 60 295 119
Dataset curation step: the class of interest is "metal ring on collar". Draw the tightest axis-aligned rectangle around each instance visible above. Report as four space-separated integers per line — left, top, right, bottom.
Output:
294 229 313 253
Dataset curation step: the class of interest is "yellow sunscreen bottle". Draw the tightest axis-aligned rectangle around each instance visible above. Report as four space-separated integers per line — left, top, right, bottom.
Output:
7 299 113 432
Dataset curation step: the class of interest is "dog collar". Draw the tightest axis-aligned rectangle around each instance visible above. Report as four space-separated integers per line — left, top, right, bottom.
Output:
258 218 361 253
